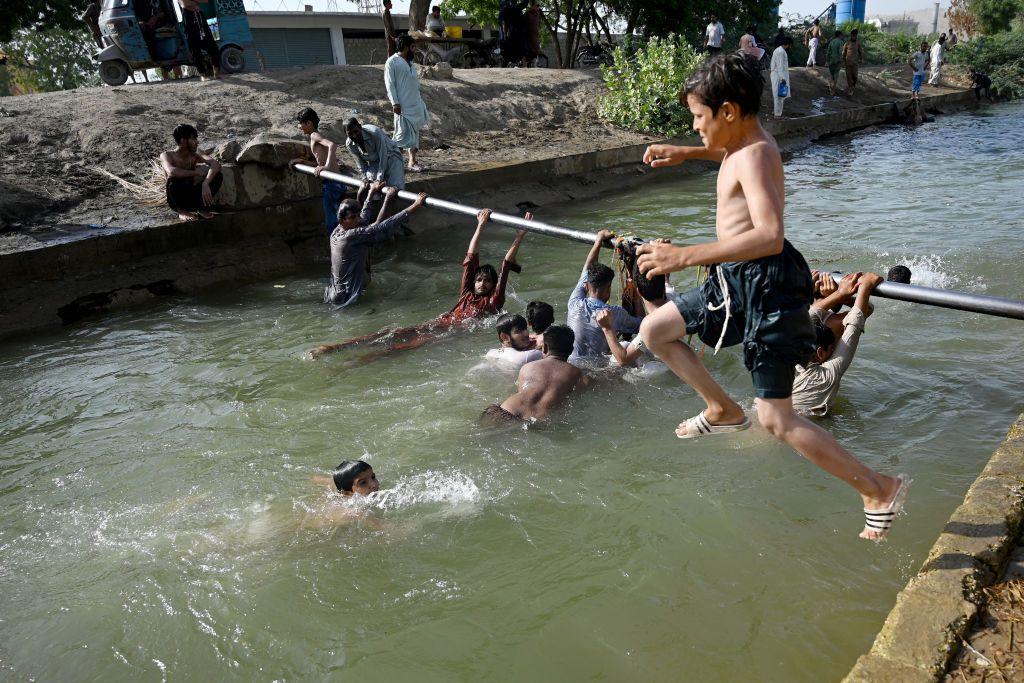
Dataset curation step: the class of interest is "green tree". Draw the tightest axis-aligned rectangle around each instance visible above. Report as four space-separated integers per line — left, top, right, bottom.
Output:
970 0 1024 33
0 27 99 93
0 0 82 43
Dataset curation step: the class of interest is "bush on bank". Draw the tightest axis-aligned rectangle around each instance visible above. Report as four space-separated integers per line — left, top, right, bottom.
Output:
948 30 1024 98
599 35 703 137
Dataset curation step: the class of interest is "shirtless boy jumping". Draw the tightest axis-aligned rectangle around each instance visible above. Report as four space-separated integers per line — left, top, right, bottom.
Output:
635 53 908 541
483 325 582 424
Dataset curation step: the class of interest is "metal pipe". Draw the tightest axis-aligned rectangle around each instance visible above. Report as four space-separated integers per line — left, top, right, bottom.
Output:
294 165 597 243
294 164 1024 321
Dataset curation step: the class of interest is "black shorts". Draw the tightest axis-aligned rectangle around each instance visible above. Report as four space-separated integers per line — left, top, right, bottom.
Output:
481 404 525 425
672 240 815 399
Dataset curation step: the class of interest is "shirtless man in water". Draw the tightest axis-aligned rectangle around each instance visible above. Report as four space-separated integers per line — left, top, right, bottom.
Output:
635 53 908 541
159 123 222 221
482 325 582 424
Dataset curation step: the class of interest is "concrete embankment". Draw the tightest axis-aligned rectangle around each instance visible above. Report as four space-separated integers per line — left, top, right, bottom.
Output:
0 88 977 340
844 413 1024 683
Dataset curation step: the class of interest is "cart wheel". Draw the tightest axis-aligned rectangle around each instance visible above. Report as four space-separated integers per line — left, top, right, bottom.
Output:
99 60 130 86
220 46 245 74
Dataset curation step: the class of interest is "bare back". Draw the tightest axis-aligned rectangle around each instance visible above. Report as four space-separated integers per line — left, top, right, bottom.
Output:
310 131 340 172
715 132 785 244
500 356 581 421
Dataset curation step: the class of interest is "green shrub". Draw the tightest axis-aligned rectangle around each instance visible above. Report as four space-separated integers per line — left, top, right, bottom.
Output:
948 30 1024 97
599 34 703 137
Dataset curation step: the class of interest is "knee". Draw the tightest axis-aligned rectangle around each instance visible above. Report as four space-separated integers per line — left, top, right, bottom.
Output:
756 401 787 437
639 315 662 349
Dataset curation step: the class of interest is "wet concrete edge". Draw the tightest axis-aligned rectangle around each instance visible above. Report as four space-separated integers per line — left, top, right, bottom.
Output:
843 412 1024 683
0 89 978 341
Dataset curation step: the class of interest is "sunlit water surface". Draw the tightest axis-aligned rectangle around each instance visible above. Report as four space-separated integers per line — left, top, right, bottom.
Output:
2 103 1023 681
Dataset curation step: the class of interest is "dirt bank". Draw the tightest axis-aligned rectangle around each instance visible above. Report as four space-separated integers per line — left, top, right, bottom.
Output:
0 62 963 243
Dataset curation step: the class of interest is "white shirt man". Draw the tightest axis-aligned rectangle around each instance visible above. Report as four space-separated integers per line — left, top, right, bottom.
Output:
929 37 946 85
705 17 725 52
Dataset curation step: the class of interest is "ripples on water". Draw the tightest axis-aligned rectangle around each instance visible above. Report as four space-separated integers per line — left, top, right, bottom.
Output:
1 103 1023 681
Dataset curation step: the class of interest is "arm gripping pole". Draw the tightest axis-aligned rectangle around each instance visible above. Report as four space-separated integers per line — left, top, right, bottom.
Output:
294 164 1024 321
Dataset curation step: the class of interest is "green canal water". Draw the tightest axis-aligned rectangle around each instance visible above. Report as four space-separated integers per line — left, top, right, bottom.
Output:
2 103 1023 681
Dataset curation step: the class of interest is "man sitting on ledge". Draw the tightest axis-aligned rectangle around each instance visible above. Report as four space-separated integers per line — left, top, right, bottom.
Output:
160 123 222 221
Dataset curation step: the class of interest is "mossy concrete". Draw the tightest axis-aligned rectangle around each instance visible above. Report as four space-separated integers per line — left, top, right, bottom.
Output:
844 413 1024 682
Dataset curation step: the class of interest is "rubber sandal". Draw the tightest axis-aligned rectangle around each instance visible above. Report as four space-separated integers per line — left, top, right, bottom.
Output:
676 410 751 439
861 474 911 541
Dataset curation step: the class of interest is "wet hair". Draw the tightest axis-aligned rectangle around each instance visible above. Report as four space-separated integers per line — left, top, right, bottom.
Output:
396 34 416 52
337 199 361 220
345 117 361 132
496 313 528 339
683 52 763 118
586 263 614 288
476 263 498 286
634 266 666 302
332 459 372 492
525 300 554 334
813 318 836 352
296 107 319 128
172 123 198 144
542 325 574 359
887 265 912 284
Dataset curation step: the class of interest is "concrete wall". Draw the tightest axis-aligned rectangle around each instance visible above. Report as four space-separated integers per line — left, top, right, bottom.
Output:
844 413 1024 682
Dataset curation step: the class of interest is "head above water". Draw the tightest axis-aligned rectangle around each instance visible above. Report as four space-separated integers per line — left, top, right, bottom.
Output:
337 199 362 229
332 460 380 496
172 123 198 147
811 318 836 363
296 107 319 135
541 325 574 360
682 53 763 149
525 300 554 335
475 264 498 296
585 262 615 302
496 314 532 350
887 265 912 284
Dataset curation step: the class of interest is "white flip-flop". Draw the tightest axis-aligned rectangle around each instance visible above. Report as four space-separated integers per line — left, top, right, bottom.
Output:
861 474 911 541
676 411 751 439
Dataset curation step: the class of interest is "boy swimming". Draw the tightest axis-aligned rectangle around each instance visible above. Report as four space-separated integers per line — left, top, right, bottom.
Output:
525 300 554 344
636 53 908 540
309 209 529 360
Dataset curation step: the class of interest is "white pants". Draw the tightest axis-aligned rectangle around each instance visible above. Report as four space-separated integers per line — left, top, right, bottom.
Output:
807 38 819 66
929 63 941 85
773 95 786 117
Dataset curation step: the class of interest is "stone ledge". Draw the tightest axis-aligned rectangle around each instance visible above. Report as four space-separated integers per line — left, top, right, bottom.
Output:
843 414 1024 682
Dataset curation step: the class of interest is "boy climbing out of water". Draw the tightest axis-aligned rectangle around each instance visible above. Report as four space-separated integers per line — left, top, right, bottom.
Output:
289 107 345 234
635 53 908 540
323 185 428 308
308 209 529 359
482 325 583 424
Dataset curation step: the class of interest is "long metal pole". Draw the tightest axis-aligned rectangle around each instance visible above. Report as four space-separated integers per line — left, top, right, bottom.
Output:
294 165 1024 321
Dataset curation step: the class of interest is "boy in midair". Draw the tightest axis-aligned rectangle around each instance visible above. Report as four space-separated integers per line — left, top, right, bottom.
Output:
289 107 344 234
636 53 908 541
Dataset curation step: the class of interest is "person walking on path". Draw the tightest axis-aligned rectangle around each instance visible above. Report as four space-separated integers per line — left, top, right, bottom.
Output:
910 41 930 100
842 28 864 95
805 19 822 67
385 34 431 172
771 37 792 118
382 0 397 57
929 34 946 86
826 30 844 94
704 13 725 56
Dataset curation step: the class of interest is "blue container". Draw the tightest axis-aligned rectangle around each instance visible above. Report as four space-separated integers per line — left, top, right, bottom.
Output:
836 0 866 24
